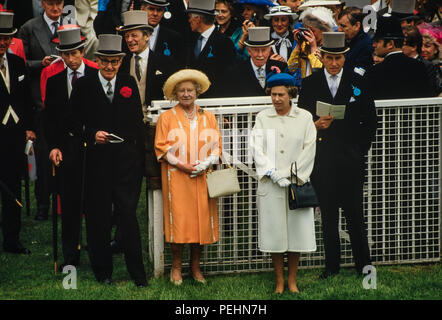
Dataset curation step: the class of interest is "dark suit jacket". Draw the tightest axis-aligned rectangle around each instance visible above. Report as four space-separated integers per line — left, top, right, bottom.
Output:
298 67 378 172
364 52 436 99
0 53 33 136
119 49 178 106
152 25 186 68
226 59 288 97
68 72 145 188
44 64 97 153
17 14 75 109
187 28 237 98
344 30 373 73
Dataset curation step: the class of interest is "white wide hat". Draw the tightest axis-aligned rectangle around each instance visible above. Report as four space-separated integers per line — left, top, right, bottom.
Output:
299 0 342 11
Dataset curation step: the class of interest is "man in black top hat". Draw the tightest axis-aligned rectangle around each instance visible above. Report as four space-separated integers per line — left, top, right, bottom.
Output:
390 0 420 28
140 0 186 67
68 34 147 287
43 25 98 269
365 15 434 99
186 0 236 97
298 32 378 279
0 12 35 254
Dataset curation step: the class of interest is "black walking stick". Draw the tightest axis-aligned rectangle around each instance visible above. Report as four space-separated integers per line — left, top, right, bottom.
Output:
77 141 87 252
0 180 23 208
52 164 58 273
24 156 30 216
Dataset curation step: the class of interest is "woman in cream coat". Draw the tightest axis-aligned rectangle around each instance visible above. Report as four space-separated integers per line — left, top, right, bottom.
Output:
251 71 317 294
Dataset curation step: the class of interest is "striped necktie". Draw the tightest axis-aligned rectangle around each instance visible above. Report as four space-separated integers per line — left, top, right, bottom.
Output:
0 56 6 78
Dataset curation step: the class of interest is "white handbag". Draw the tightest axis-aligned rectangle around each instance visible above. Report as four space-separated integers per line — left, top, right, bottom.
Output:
206 156 241 198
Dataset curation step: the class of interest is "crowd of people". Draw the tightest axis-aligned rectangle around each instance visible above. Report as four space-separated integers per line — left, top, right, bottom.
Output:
1 0 441 293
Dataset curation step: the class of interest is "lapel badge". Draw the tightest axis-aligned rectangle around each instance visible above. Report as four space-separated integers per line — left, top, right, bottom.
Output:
163 42 171 56
207 46 214 58
352 85 361 97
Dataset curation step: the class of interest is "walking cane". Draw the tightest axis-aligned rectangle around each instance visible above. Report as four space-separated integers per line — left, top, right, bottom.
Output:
77 141 87 252
52 164 58 273
0 180 23 208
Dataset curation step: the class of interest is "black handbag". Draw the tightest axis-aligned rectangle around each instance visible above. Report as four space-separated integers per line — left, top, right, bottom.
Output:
288 162 319 210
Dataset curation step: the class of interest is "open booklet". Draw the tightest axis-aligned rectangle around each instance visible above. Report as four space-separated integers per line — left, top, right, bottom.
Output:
316 101 346 120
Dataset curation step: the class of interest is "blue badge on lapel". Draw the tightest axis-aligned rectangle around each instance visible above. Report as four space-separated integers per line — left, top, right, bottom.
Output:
207 46 214 58
352 85 361 97
163 42 171 56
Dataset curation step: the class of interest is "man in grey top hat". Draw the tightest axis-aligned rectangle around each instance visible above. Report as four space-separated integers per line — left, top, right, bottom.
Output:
186 0 236 97
68 34 147 287
0 11 35 255
18 0 76 221
227 26 288 97
298 32 378 279
43 25 98 270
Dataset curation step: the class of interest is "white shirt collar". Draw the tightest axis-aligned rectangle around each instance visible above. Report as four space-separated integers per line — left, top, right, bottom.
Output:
98 70 117 91
68 61 85 77
134 46 150 60
43 12 61 31
200 24 215 40
1 53 7 66
324 68 343 81
149 25 160 50
250 59 266 73
385 50 402 58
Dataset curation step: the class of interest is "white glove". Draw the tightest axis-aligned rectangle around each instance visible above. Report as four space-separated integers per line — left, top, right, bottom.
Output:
191 155 218 175
277 178 291 188
269 171 285 184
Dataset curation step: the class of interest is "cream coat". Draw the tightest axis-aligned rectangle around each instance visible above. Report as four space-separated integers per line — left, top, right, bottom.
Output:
251 105 317 253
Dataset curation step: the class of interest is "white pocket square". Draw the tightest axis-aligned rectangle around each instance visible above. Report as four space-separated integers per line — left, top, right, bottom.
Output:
349 97 356 103
18 75 25 82
155 70 163 75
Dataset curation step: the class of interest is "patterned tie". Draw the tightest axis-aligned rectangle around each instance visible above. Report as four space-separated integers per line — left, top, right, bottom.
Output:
257 67 266 89
0 56 6 78
134 55 142 81
71 71 78 86
52 21 59 36
106 82 113 101
330 75 338 98
194 35 203 59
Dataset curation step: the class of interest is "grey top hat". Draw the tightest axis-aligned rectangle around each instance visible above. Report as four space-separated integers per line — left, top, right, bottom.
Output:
56 27 85 52
142 0 170 6
0 12 17 36
319 32 350 54
95 34 126 57
186 0 216 16
391 0 418 20
344 0 371 9
244 27 275 47
264 6 298 20
120 10 153 33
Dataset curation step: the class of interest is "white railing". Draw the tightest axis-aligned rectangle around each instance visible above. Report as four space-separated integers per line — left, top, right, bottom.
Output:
148 97 442 277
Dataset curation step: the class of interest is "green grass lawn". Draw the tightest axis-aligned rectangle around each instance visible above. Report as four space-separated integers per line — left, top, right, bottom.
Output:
0 179 440 300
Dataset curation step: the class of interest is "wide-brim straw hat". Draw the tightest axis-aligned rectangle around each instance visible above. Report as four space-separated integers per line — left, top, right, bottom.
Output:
163 69 211 100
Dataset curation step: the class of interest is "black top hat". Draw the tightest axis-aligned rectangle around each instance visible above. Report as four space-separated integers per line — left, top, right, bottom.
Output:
374 15 404 40
142 0 170 6
186 0 216 16
0 12 17 36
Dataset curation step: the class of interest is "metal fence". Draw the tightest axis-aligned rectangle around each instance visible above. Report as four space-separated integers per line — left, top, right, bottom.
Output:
148 97 442 277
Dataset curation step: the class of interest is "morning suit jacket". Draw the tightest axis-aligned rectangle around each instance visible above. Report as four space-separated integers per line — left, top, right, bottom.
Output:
119 49 178 107
44 64 97 154
152 25 186 69
187 28 237 98
344 30 374 73
298 67 378 173
364 52 436 100
0 53 33 247
226 59 288 97
17 14 75 109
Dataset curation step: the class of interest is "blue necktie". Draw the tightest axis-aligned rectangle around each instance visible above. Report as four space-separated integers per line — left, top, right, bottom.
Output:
194 35 203 59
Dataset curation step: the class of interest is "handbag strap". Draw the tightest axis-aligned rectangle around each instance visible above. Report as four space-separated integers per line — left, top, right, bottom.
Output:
290 162 299 185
